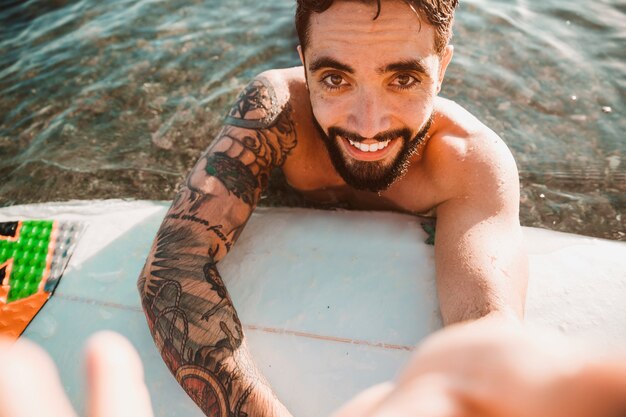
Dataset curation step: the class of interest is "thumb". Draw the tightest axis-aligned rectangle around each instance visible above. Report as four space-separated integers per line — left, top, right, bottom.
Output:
84 331 154 417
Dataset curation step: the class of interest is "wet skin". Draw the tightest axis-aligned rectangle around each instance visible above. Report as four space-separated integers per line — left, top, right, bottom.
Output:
137 0 528 416
285 0 527 323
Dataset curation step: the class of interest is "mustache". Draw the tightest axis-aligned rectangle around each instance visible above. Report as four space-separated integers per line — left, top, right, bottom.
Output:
328 126 413 143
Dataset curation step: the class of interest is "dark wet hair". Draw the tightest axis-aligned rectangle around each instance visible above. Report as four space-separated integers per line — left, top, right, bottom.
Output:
295 0 459 54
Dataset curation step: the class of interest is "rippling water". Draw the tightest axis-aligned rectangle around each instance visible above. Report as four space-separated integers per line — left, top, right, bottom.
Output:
1 0 624 240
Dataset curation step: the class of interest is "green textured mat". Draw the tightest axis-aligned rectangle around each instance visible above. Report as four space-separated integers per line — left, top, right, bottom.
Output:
0 220 83 338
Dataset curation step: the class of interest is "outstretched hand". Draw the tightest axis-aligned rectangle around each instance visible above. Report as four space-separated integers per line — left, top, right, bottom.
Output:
2 322 626 417
332 318 626 417
0 331 154 417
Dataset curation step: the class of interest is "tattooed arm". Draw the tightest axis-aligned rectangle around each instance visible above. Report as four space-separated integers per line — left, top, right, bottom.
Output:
137 73 296 417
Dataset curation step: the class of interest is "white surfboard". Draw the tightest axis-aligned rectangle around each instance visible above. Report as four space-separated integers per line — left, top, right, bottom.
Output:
1 200 625 417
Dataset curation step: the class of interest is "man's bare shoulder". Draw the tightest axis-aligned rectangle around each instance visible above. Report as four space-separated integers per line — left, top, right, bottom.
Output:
256 66 308 108
259 66 306 82
255 67 323 173
428 97 507 162
424 98 520 207
255 66 312 132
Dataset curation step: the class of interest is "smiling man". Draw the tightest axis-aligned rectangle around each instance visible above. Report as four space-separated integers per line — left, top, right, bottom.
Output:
138 0 528 416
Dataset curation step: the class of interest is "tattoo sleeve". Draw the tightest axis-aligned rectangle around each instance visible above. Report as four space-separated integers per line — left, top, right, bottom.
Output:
138 76 296 417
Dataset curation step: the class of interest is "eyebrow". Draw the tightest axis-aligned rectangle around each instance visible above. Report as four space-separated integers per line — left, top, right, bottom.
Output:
378 59 429 76
308 56 429 78
308 56 355 74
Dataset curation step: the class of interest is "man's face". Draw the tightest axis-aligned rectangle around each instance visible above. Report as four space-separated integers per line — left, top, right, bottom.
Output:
299 0 452 192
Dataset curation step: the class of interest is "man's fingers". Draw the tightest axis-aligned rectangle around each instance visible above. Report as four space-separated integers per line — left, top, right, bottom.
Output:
84 331 154 417
0 338 79 417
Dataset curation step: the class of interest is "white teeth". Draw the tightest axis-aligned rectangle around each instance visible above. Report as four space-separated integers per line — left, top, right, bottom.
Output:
348 139 390 152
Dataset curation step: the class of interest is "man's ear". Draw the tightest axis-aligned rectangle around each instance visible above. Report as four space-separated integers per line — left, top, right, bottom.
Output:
297 45 304 66
297 45 309 89
436 45 454 94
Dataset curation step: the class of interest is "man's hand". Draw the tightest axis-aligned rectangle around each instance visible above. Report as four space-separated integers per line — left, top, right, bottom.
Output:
0 332 154 417
332 318 626 417
3 324 626 417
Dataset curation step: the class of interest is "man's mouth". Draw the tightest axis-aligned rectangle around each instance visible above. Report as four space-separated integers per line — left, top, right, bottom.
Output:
341 136 400 161
347 139 391 152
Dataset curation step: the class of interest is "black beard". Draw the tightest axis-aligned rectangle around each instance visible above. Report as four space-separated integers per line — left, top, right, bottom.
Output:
312 115 433 192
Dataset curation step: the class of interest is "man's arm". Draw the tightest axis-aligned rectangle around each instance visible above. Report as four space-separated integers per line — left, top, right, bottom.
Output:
137 72 296 416
433 132 528 325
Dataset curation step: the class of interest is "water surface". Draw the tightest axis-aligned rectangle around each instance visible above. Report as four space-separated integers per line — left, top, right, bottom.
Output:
0 0 624 239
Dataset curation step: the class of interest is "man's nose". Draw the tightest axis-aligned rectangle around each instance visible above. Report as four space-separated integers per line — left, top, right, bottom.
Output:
347 89 391 139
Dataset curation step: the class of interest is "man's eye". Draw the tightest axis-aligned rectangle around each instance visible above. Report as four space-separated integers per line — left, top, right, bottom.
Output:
322 74 347 89
391 74 419 89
